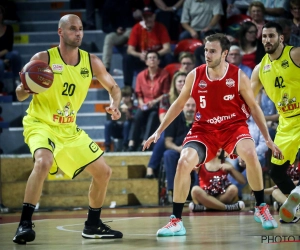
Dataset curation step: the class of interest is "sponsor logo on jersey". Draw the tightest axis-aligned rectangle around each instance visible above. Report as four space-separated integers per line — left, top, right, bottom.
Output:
281 60 289 69
225 78 235 88
198 80 207 89
195 112 201 121
198 90 208 93
52 64 63 74
263 64 271 73
80 67 90 78
277 93 299 113
206 113 236 124
241 104 250 118
223 94 235 101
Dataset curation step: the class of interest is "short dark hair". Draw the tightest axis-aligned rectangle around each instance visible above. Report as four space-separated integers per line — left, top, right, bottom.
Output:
205 33 231 53
145 50 160 60
262 21 283 36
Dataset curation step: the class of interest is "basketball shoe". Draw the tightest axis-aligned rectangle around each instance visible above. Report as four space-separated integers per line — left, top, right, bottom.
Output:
254 203 278 230
82 220 123 239
13 221 35 244
156 215 186 237
279 186 300 223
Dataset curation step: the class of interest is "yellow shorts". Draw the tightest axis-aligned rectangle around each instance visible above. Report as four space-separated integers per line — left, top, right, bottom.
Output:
272 115 300 165
23 115 103 179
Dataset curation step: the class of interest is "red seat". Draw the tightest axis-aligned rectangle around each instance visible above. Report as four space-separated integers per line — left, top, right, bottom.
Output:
174 39 203 56
164 63 181 78
225 14 252 27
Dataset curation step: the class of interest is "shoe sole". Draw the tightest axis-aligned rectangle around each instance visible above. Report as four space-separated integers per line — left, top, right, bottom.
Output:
13 232 35 244
254 215 278 230
81 233 123 239
279 192 300 223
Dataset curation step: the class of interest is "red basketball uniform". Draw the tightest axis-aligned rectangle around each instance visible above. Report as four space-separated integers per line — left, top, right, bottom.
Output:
183 63 252 163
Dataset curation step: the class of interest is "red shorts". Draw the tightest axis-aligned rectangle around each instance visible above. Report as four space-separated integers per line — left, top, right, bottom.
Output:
182 124 252 164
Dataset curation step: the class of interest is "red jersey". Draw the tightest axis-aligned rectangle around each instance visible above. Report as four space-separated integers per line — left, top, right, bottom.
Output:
191 63 250 132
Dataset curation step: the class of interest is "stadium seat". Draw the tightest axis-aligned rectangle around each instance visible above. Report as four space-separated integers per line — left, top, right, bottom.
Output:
224 14 252 38
174 39 203 56
164 63 181 78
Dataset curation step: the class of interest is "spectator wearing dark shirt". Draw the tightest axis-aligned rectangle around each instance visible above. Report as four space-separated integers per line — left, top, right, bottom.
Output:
163 97 196 198
123 6 174 87
0 5 22 92
128 51 170 151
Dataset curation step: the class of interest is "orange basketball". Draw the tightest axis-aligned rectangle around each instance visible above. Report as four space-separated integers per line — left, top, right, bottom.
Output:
20 60 54 94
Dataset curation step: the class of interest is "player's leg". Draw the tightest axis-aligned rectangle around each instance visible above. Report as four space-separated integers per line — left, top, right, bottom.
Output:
236 139 277 230
81 155 122 239
156 142 206 237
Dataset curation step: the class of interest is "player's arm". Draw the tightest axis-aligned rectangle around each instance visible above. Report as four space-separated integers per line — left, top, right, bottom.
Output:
16 51 48 102
90 54 121 120
290 47 300 67
239 70 283 159
143 70 194 149
250 63 263 98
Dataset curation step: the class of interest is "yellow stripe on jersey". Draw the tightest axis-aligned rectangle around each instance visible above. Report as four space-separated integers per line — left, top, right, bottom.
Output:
259 45 300 119
26 47 93 126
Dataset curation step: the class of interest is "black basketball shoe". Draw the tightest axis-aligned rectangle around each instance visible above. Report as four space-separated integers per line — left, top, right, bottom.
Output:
82 220 123 239
13 221 35 244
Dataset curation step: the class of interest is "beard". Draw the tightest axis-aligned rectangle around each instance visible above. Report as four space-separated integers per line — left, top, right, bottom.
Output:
207 56 222 68
264 38 280 54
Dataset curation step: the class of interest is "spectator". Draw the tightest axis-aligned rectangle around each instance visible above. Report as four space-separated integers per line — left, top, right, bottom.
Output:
179 0 224 41
153 0 185 41
238 21 265 69
227 115 269 199
189 149 246 212
0 4 22 96
84 0 104 30
104 86 137 152
128 51 170 151
145 71 187 178
163 97 196 200
257 0 288 21
178 51 196 74
123 6 173 87
289 0 300 46
226 45 253 79
248 1 268 39
101 0 136 73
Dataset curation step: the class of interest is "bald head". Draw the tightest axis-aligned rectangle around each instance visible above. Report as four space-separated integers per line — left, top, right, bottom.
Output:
58 14 81 29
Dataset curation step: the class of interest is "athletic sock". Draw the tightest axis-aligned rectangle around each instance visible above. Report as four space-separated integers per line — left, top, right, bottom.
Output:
253 189 265 206
86 206 102 226
20 203 36 223
173 202 185 219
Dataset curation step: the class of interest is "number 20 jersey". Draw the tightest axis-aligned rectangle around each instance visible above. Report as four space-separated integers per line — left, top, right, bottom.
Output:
259 45 300 118
190 63 250 131
26 47 93 126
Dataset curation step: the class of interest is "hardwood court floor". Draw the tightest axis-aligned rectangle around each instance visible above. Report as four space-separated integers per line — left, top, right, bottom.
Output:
0 206 299 250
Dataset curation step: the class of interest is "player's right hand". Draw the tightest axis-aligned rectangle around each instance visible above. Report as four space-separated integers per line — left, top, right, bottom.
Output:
142 131 161 151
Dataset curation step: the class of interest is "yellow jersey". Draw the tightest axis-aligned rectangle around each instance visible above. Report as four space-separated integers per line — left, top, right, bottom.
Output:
26 47 93 126
259 45 300 119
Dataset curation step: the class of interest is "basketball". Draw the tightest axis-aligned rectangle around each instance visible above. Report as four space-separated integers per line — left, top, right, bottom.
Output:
20 60 54 94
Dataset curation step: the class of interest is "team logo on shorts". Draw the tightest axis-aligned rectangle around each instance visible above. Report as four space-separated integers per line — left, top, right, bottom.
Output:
89 142 99 153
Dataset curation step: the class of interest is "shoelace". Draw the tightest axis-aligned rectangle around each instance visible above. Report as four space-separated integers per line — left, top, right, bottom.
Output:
226 203 239 211
164 218 181 229
259 205 274 221
21 221 35 229
194 204 205 211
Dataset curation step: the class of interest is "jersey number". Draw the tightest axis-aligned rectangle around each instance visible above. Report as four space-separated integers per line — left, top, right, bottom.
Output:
199 96 206 108
62 83 76 96
274 76 285 89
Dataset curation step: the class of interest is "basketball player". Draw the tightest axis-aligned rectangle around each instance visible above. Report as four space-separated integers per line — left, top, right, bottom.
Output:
251 21 300 223
143 33 282 236
13 14 123 244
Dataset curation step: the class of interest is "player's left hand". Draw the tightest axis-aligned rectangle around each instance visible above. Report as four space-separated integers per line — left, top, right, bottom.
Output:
266 140 284 160
105 106 121 120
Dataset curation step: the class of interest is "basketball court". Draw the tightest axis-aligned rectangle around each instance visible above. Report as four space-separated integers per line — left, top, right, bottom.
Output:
1 206 299 249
